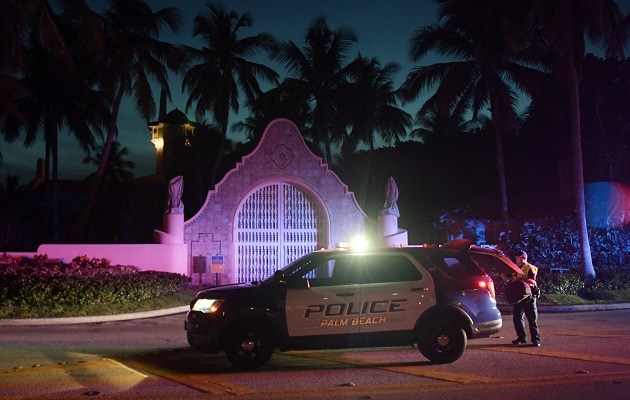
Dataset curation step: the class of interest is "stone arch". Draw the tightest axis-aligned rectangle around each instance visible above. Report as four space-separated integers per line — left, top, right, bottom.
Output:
234 180 330 282
184 118 369 285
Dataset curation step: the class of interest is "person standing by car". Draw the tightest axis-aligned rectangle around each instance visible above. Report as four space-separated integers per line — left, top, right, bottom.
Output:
502 272 541 346
515 249 541 334
515 250 538 281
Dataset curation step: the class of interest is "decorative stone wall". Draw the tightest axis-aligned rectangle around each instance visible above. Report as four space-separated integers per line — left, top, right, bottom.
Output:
184 119 369 284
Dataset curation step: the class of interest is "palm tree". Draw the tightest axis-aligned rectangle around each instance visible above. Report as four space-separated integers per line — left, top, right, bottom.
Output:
15 41 103 242
411 101 482 144
0 1 63 135
0 0 102 163
272 16 358 164
504 0 626 277
401 0 547 225
1 1 104 242
71 0 184 241
232 85 313 144
343 56 411 152
180 122 228 212
83 140 135 184
182 2 279 190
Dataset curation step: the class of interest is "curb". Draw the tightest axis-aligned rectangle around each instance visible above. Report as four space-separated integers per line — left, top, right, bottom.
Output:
498 302 630 314
0 306 190 326
2 303 630 327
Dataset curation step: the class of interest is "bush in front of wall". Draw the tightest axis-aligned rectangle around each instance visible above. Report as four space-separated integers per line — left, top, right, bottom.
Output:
0 254 189 307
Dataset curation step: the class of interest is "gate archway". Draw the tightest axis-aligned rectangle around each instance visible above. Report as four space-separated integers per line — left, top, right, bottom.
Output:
234 182 329 282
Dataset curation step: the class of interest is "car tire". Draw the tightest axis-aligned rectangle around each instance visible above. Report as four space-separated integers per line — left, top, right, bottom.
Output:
417 319 467 364
224 325 274 369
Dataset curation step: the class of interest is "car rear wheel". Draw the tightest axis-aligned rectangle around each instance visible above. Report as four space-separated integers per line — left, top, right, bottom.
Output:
417 320 467 364
224 325 274 369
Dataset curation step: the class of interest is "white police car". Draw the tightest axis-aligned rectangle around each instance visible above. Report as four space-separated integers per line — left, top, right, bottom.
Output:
185 239 522 369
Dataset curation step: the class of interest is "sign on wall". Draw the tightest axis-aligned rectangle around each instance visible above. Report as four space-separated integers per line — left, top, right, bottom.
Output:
211 255 224 273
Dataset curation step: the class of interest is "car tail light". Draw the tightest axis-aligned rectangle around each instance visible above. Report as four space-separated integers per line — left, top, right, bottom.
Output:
477 279 496 299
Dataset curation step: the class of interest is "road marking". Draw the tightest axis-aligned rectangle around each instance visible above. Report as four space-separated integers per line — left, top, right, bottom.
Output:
122 358 255 395
469 344 630 366
0 359 119 379
552 330 630 340
13 348 621 399
287 350 494 383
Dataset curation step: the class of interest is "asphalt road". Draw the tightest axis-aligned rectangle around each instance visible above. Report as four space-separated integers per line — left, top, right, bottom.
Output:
1 309 629 400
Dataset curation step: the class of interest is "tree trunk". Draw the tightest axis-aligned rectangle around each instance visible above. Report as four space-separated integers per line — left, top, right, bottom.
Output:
209 105 230 191
491 112 509 225
69 78 126 242
50 121 59 242
488 96 510 227
567 67 595 277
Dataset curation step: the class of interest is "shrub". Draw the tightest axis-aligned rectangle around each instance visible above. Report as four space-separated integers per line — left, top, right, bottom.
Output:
0 255 189 307
538 271 586 295
499 217 630 272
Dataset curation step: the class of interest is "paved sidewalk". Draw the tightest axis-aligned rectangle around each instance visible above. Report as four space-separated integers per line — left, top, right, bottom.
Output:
2 303 630 327
0 306 189 326
499 302 630 314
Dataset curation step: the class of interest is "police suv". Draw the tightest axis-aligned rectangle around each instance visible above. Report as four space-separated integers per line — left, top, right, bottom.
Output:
185 239 522 369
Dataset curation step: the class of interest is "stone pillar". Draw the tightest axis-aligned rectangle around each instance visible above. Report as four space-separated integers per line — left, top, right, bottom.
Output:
156 213 184 244
378 214 408 246
377 177 408 246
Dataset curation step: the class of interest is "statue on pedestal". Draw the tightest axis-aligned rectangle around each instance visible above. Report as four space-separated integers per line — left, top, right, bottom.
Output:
165 175 184 214
379 176 400 217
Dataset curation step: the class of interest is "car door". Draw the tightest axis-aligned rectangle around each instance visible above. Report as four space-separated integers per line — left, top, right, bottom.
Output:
356 253 436 334
285 253 361 337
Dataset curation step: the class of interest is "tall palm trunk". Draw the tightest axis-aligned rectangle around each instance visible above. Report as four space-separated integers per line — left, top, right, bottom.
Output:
209 102 229 191
490 100 509 225
70 71 127 241
42 116 61 242
567 66 595 277
50 120 59 242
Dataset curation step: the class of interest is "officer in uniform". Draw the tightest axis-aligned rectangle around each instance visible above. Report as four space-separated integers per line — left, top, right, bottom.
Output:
503 272 540 346
515 250 538 280
504 249 540 347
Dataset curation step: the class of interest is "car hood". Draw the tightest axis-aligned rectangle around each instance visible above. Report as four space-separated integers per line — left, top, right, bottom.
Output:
196 282 258 298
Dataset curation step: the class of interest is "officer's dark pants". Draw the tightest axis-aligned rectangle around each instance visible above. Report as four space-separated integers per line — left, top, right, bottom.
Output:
512 297 540 343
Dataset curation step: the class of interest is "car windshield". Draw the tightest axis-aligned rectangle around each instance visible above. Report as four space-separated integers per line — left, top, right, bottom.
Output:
259 252 326 285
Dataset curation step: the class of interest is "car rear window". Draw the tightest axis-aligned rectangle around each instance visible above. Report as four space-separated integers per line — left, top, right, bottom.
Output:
422 253 484 277
468 253 515 275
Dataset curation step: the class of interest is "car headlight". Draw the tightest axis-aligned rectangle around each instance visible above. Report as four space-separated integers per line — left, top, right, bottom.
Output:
192 299 223 313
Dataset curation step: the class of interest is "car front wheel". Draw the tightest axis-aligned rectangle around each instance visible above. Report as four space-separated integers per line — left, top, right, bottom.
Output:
417 320 467 364
224 325 274 369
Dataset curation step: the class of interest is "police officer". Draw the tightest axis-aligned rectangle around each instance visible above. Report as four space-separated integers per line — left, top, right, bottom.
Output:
515 250 538 280
504 249 540 347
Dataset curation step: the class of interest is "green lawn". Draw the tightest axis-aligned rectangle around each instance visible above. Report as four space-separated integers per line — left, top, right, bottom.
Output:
498 290 630 307
0 287 201 319
3 287 630 320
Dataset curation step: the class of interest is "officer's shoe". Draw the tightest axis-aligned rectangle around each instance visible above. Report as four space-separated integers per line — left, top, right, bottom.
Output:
511 338 527 344
532 341 541 347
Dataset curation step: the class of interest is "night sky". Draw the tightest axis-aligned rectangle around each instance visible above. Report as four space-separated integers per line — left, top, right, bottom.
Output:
1 0 629 184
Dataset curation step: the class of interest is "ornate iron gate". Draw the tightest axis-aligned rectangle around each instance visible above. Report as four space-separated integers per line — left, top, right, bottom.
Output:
235 182 327 282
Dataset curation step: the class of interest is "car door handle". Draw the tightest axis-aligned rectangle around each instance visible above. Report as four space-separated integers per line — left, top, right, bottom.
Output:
336 293 355 297
412 287 430 292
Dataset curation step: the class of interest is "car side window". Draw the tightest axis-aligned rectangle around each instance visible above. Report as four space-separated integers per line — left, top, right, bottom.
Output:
290 255 359 287
359 255 422 284
286 253 423 288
